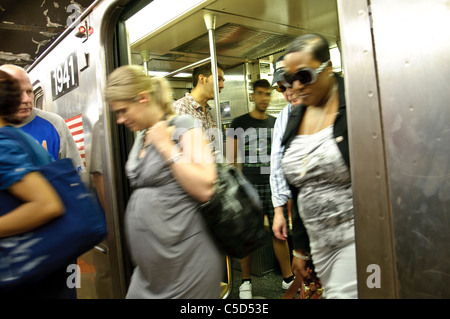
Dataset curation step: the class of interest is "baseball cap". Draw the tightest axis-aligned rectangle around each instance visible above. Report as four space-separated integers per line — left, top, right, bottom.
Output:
272 55 285 86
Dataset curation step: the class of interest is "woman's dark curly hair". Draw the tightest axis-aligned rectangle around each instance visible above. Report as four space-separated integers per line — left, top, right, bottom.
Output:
0 69 22 123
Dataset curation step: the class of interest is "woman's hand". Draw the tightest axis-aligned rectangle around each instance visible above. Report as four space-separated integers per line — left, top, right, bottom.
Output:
291 252 313 280
145 120 177 160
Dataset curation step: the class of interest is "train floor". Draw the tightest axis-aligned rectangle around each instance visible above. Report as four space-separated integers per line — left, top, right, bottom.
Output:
76 250 288 299
227 261 288 299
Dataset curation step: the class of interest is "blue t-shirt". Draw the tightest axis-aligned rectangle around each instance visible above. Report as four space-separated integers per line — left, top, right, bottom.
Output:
0 126 52 190
20 116 60 161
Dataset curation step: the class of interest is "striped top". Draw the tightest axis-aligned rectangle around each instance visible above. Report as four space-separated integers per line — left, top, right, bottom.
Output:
270 103 293 207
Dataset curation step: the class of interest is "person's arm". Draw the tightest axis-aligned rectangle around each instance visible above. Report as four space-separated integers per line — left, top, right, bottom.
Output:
91 173 105 209
0 171 64 237
292 249 313 280
289 188 313 279
270 106 292 240
146 120 217 203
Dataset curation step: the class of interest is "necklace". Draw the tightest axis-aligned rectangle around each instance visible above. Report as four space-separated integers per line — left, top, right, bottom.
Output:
305 83 338 135
300 83 338 178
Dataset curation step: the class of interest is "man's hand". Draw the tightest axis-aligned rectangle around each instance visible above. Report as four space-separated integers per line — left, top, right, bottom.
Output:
272 206 288 240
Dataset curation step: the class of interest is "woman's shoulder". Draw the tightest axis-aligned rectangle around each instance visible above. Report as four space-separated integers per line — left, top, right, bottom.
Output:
0 127 29 155
0 129 38 189
169 114 202 130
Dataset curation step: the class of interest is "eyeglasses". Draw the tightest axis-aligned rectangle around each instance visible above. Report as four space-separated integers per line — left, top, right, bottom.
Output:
275 81 291 93
283 60 330 86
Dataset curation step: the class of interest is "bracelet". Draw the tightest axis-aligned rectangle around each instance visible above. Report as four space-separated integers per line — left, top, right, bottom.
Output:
167 152 183 165
292 250 310 260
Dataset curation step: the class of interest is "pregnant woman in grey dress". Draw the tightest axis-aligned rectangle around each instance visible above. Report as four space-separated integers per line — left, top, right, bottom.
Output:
105 65 223 298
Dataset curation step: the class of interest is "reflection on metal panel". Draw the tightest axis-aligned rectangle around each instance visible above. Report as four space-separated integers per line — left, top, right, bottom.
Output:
339 0 450 298
337 0 398 298
371 0 450 298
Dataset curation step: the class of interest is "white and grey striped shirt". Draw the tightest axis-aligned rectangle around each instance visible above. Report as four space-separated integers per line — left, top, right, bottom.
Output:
270 103 294 208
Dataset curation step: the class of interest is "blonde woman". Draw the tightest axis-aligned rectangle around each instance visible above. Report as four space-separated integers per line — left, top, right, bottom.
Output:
105 65 223 298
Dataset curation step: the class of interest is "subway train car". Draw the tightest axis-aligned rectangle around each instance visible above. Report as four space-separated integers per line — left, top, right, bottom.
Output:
26 0 449 299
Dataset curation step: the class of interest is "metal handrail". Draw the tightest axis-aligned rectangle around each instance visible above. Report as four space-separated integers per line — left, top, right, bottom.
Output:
163 57 211 78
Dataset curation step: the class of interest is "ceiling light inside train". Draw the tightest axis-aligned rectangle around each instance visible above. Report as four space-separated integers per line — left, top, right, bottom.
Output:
126 0 214 45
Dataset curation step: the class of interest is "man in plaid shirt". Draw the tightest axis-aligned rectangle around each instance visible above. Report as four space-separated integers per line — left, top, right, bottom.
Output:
173 63 225 142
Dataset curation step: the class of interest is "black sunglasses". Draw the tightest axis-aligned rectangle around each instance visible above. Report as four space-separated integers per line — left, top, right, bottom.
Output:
275 81 291 93
283 60 330 86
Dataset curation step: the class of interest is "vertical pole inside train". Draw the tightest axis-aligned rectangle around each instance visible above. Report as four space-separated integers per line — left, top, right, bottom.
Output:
204 12 232 299
204 13 224 155
140 50 150 75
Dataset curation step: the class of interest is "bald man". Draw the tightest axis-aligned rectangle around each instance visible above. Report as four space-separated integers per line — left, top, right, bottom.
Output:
0 64 84 174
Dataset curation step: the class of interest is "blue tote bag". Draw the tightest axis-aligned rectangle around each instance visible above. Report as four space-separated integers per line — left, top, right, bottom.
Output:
0 127 107 291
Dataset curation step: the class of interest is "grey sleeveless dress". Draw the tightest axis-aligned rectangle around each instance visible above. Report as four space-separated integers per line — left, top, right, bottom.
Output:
124 115 223 299
282 125 357 298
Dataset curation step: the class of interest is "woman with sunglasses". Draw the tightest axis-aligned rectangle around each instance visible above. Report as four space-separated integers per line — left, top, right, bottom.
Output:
280 34 357 298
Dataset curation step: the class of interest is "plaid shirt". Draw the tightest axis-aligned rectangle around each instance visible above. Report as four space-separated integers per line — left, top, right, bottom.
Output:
172 93 216 141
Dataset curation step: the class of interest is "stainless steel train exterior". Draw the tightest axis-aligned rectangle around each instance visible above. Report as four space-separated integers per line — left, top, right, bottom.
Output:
26 0 450 299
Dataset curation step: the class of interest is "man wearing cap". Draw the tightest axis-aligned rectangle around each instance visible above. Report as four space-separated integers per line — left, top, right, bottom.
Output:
269 55 311 282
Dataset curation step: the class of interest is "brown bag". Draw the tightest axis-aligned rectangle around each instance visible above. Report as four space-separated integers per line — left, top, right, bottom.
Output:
282 274 323 299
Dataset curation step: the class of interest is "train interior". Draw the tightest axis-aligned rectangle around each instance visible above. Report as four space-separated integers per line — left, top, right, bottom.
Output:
127 0 341 119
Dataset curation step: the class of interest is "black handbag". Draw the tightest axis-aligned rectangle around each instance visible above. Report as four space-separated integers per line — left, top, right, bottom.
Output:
0 127 107 291
166 116 267 259
199 161 267 259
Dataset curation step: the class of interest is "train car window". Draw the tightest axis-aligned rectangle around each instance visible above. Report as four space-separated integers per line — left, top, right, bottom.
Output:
34 86 44 110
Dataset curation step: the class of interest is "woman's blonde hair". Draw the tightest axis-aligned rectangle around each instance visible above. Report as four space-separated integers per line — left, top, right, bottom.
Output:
104 65 174 115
